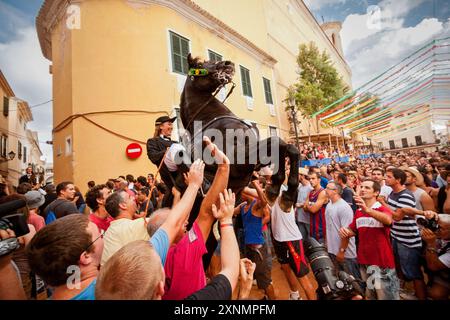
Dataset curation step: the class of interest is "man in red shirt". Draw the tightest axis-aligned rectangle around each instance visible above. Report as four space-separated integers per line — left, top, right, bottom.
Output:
339 179 400 300
85 184 114 232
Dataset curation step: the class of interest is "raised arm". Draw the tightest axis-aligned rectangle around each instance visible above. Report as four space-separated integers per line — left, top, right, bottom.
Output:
212 189 240 293
354 196 392 226
159 159 204 245
197 137 230 242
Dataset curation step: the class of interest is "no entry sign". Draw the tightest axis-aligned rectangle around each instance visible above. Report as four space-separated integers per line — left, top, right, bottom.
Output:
126 143 142 159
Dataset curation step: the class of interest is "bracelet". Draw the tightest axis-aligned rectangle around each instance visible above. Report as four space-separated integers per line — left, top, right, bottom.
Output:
426 247 437 254
220 223 233 228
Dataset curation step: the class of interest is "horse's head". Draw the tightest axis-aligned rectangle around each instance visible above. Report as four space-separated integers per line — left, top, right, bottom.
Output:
187 53 235 93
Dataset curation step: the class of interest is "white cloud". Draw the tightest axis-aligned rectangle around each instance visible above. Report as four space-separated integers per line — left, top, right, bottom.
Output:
303 0 349 11
346 18 449 88
0 27 53 162
341 0 427 53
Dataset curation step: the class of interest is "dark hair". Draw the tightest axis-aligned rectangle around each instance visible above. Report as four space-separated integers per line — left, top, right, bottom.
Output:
386 168 407 185
85 184 107 212
26 215 92 287
45 184 56 194
337 173 347 184
136 176 148 187
363 179 381 194
372 167 385 175
118 176 126 180
87 181 96 188
126 174 135 183
105 191 126 218
56 181 73 196
17 182 32 194
105 180 115 190
156 183 168 195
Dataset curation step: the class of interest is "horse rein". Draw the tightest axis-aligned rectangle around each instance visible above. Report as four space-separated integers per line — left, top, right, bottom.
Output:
183 76 236 133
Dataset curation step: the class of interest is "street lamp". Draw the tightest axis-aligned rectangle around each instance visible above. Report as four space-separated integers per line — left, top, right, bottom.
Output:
288 96 300 152
0 151 16 162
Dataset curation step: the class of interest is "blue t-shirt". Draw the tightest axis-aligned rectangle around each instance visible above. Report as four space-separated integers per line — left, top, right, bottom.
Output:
320 177 329 189
150 228 169 265
70 279 96 300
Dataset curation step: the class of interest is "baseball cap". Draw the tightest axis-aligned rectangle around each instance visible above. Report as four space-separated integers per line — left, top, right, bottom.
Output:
25 190 45 209
155 116 176 126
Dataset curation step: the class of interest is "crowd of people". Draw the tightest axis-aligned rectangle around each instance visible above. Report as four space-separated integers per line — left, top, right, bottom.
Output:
0 131 449 300
298 141 373 160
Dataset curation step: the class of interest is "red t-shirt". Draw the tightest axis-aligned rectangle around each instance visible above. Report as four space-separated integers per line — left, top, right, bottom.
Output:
348 202 395 269
163 222 207 300
89 213 114 233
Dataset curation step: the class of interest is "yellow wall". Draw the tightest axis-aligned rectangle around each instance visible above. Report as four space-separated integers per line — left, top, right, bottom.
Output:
45 0 352 193
50 0 281 193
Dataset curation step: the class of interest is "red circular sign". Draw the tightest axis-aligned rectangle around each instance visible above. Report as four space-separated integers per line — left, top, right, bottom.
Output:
126 143 142 159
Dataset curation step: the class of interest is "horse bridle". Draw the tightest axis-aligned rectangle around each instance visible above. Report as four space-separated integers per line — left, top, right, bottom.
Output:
183 71 236 133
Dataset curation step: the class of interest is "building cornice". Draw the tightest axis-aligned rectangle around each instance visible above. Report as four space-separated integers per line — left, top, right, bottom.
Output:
0 70 15 97
18 101 33 123
36 0 277 66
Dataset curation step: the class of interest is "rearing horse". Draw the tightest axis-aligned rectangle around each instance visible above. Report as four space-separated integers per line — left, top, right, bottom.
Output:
180 54 299 207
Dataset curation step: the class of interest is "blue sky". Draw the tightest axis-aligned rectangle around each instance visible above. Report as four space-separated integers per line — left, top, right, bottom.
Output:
0 0 449 161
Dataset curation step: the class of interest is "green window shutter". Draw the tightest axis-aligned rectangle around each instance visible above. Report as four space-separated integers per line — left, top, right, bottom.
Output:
208 50 222 62
263 78 273 104
170 31 189 75
3 96 9 117
240 66 252 97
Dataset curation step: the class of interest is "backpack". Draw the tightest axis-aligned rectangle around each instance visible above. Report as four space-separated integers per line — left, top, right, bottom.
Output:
45 201 64 225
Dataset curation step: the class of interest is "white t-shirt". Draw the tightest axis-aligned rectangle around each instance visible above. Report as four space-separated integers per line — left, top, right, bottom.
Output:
296 183 313 224
101 217 150 265
270 199 302 242
325 198 357 258
380 185 393 199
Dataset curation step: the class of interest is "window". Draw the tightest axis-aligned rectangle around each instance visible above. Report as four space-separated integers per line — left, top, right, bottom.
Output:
240 66 253 97
208 50 222 62
389 140 395 150
170 31 190 75
401 138 408 148
23 146 27 163
263 78 274 104
65 136 72 156
415 135 422 146
0 136 6 158
3 96 9 117
18 141 22 160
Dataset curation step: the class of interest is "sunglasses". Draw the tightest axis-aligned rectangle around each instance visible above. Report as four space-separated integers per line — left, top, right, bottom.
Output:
84 229 105 252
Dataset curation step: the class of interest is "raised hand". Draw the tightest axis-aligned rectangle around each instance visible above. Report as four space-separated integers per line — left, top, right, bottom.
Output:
211 189 236 222
203 136 230 165
184 159 205 187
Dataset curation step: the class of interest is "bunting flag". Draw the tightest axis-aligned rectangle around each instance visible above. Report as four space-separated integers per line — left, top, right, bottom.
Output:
312 37 450 137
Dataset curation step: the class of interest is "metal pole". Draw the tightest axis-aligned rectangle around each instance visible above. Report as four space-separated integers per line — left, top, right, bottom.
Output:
292 106 300 152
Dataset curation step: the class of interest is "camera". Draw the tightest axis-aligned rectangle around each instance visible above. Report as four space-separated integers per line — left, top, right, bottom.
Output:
0 199 30 257
303 237 364 300
416 216 439 232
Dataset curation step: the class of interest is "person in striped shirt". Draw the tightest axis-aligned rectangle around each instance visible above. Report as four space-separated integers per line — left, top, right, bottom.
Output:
382 168 437 300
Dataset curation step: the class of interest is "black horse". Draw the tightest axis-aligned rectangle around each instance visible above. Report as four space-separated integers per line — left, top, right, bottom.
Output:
180 54 299 209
